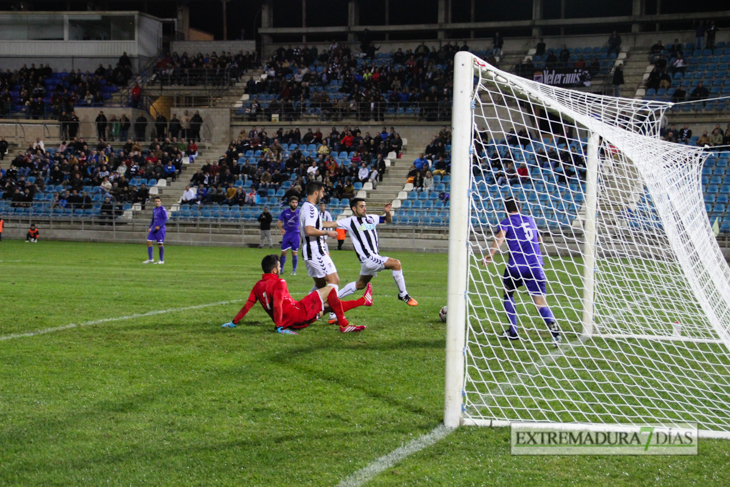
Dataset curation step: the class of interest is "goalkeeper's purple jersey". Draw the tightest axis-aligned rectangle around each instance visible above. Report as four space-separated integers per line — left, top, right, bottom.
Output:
150 206 168 228
279 208 300 234
499 212 543 269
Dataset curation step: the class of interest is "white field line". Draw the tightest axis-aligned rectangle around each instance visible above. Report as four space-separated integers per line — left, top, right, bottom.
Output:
335 424 454 487
336 286 674 486
0 300 242 342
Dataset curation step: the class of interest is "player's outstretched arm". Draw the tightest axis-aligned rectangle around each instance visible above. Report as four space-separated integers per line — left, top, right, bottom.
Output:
224 289 257 327
482 229 506 266
322 220 338 229
383 202 393 224
305 225 336 238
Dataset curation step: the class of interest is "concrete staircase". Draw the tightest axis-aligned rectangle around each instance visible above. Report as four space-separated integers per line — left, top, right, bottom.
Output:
129 144 228 220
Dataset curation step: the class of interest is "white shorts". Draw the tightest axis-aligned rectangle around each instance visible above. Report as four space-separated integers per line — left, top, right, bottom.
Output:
360 254 388 277
304 253 337 279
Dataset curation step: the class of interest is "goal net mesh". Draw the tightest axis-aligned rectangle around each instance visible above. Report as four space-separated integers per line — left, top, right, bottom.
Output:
464 57 730 434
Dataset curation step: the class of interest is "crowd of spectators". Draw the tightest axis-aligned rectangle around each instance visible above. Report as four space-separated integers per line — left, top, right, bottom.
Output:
661 123 730 147
183 125 403 207
0 53 133 119
152 50 258 86
0 135 197 215
405 126 452 195
644 22 727 106
240 41 463 122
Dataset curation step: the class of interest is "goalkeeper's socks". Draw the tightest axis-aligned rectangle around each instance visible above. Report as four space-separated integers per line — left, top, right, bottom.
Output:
539 307 560 338
503 294 518 335
326 288 347 326
280 255 287 272
148 246 154 261
159 246 164 262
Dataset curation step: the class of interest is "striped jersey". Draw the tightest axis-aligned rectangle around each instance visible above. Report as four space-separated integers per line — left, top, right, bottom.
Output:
321 210 333 240
299 201 329 259
336 215 386 262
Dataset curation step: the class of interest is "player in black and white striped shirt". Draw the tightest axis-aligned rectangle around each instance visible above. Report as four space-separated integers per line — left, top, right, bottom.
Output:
323 198 417 306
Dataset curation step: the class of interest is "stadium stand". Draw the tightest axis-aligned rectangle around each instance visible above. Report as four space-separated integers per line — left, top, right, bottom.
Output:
0 55 132 119
0 136 188 220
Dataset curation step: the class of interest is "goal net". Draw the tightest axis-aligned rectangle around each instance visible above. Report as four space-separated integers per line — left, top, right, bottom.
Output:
444 52 730 438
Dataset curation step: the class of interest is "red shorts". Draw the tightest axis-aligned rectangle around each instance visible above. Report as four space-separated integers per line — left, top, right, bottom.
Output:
284 291 324 329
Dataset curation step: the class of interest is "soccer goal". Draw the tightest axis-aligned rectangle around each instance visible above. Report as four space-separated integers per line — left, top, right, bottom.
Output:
444 51 730 439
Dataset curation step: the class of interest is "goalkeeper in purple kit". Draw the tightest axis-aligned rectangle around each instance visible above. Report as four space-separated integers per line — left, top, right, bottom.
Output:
143 196 168 265
277 196 301 275
482 198 562 347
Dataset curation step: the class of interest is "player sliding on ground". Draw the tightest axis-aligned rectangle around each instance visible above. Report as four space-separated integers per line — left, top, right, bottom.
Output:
324 198 418 312
221 254 372 334
482 198 562 347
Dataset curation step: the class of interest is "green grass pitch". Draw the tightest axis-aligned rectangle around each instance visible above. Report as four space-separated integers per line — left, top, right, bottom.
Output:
1 240 730 486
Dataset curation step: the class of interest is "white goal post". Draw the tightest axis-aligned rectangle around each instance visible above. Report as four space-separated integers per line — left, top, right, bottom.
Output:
444 51 730 439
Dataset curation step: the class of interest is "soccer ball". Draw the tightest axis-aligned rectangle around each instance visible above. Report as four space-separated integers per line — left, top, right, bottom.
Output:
439 306 447 323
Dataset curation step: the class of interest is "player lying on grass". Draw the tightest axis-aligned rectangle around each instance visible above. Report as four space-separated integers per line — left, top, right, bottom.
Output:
221 254 373 334
323 199 417 316
482 197 562 347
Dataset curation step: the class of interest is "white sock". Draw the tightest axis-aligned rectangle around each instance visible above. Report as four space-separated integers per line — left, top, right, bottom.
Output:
393 270 407 297
338 281 358 298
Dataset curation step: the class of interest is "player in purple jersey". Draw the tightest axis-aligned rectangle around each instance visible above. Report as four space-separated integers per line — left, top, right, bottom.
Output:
277 196 301 275
482 198 561 347
143 196 168 265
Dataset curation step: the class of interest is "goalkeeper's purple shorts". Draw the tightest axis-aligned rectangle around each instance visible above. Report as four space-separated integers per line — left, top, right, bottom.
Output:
503 265 547 296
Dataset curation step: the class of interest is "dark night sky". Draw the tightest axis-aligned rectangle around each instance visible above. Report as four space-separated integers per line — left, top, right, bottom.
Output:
4 0 730 40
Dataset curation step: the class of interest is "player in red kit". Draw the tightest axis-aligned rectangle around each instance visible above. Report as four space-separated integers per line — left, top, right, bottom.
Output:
221 254 372 334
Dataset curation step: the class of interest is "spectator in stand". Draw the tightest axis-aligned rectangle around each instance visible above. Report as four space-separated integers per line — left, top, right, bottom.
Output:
95 111 107 140
691 82 710 105
649 40 664 63
169 114 181 139
710 128 724 147
357 163 370 184
135 183 150 209
498 162 518 186
671 53 687 75
258 206 273 248
696 130 710 147
672 86 687 103
181 110 191 140
706 21 717 51
607 31 622 57
517 163 530 184
155 112 167 139
493 32 504 57
725 124 730 146
190 110 203 142
413 153 429 172
134 114 148 141
422 171 433 192
574 56 586 69
678 125 692 144
559 45 570 67
668 39 683 58
119 114 131 140
432 156 449 176
131 83 141 108
0 137 8 160
695 20 705 51
535 38 546 56
612 64 624 98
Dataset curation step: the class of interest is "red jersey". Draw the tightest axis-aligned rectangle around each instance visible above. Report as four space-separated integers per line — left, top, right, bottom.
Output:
233 273 322 329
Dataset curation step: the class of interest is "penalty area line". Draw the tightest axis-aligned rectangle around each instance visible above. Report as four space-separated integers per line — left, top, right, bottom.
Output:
336 424 454 487
0 300 243 342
